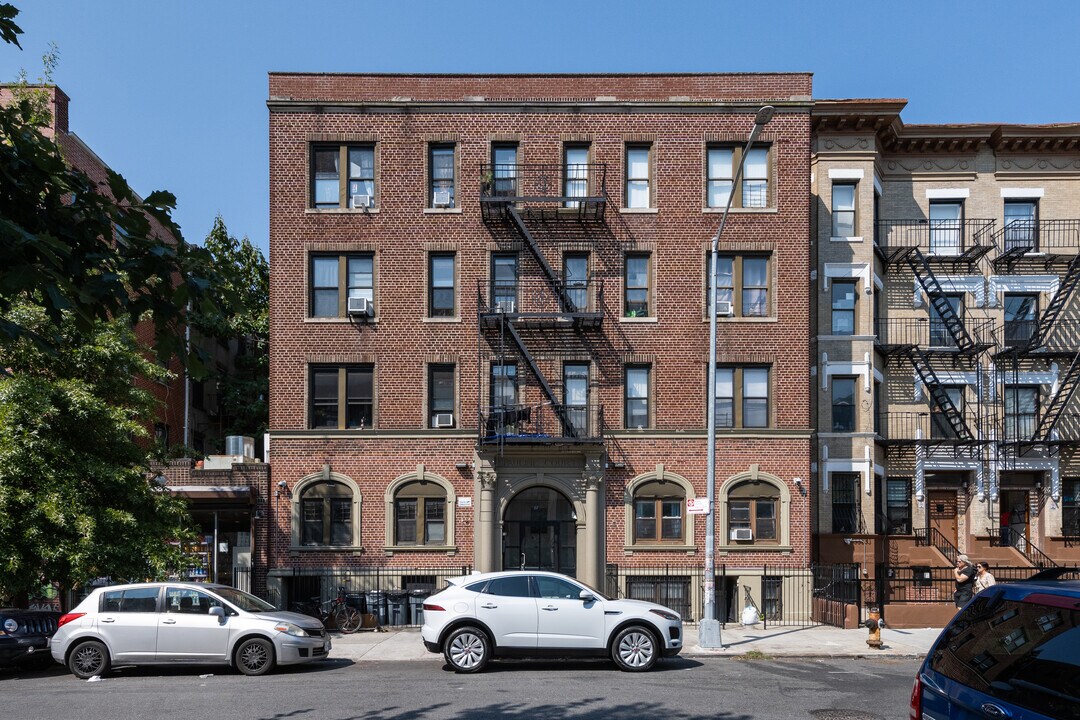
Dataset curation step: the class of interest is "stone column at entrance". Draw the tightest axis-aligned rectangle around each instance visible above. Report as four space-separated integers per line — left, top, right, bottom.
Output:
476 469 498 572
583 459 604 590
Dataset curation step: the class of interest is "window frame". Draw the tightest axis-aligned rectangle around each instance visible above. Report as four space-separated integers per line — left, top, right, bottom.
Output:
831 472 861 534
310 143 377 210
428 252 457 318
309 253 375 319
393 491 447 547
633 495 685 544
299 481 354 547
930 385 965 439
831 376 858 433
1003 199 1038 251
564 144 590 208
831 279 858 335
428 363 456 429
726 478 781 545
624 364 651 430
562 252 589 312
704 142 773 210
714 365 771 429
624 143 653 209
1003 293 1038 346
428 143 457 209
1004 385 1039 441
709 253 772 318
623 252 652 318
308 364 374 430
831 182 858 238
886 477 912 535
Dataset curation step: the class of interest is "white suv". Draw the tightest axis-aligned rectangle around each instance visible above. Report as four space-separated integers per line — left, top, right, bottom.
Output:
50 583 330 677
420 571 682 673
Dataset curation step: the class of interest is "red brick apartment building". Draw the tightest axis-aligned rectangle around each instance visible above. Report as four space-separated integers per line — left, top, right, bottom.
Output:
266 73 815 620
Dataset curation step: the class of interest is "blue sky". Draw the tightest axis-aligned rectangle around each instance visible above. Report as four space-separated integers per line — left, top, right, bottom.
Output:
4 1 1079 257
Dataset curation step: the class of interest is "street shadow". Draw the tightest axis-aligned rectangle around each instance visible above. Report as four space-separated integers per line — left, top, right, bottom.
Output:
440 656 702 674
719 625 820 647
97 657 353 680
278 700 750 720
0 661 65 681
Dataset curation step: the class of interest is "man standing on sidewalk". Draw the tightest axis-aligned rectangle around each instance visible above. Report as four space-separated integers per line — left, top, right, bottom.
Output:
952 555 975 608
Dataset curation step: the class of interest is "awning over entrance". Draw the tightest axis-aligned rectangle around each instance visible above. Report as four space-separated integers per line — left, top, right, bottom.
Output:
168 485 252 509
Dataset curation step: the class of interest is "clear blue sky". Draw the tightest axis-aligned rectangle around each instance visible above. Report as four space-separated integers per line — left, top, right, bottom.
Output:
4 1 1079 257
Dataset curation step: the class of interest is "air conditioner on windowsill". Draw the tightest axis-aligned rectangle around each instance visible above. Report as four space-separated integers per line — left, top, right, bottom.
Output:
347 297 372 317
351 194 372 209
495 300 515 314
433 191 452 207
730 528 753 541
715 300 734 317
434 413 455 428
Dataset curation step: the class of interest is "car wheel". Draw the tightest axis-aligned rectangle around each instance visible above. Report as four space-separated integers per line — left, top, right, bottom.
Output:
611 626 658 672
234 637 275 676
68 640 110 679
443 626 490 673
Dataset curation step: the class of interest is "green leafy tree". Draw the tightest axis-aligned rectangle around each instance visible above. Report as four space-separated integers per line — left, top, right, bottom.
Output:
192 216 269 445
0 305 195 604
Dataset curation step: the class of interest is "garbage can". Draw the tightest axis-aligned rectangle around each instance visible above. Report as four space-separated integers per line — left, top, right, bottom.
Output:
387 590 409 626
365 590 387 626
345 592 366 613
408 589 429 626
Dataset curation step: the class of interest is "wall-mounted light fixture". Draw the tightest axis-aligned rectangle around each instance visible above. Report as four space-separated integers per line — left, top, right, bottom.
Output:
275 479 289 499
153 473 169 488
455 462 470 470
606 461 626 470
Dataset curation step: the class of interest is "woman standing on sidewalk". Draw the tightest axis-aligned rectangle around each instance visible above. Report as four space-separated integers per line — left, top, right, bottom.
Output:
974 562 996 594
953 554 976 608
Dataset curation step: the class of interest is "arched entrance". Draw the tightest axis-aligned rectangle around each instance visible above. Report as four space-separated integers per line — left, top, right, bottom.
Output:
502 487 577 576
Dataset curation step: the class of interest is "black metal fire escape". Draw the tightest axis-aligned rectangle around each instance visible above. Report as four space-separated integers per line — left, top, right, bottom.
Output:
477 163 608 446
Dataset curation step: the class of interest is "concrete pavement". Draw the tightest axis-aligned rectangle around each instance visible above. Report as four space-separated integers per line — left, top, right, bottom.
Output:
326 623 942 662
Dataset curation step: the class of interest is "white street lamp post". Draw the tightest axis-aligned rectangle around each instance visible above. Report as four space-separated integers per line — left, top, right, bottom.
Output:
699 105 775 648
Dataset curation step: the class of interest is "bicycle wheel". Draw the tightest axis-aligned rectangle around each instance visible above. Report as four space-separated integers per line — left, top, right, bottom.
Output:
335 605 362 633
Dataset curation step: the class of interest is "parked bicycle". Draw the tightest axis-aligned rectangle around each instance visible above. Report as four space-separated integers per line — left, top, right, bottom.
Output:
290 586 363 633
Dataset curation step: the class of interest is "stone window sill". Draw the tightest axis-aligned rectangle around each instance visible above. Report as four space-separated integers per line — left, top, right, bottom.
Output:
702 206 778 214
718 544 792 554
305 208 380 215
289 545 365 553
383 545 458 556
830 236 863 243
620 207 658 214
303 317 378 324
423 208 463 215
619 316 658 323
623 544 696 555
422 316 461 323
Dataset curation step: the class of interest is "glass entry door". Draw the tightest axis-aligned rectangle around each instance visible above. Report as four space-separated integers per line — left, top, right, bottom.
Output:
503 487 577 577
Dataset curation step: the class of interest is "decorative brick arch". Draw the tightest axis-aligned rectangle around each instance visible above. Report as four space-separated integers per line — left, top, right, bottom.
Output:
291 471 363 549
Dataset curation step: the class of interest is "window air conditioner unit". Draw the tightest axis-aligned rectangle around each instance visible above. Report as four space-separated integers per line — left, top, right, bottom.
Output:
433 191 452 207
434 413 455 428
730 528 753 541
496 300 515 314
351 194 371 209
716 300 734 317
347 297 372 316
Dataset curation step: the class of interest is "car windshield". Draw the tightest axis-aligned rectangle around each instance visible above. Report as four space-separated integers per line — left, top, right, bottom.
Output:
211 587 277 613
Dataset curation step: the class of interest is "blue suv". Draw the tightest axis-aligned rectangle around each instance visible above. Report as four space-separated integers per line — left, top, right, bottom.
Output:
912 569 1080 720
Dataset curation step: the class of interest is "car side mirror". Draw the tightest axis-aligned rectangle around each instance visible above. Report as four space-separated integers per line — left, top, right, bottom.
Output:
209 606 226 621
579 590 596 602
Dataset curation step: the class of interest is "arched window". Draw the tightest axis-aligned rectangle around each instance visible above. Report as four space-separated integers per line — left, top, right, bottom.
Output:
300 481 353 546
393 480 446 546
623 469 695 550
727 480 779 544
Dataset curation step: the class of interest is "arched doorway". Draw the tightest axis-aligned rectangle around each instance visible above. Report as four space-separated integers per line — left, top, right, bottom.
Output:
502 487 577 576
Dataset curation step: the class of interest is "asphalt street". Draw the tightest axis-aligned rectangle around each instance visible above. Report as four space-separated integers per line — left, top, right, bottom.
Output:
1 656 918 720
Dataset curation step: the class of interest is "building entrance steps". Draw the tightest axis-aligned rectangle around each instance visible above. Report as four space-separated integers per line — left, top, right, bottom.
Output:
325 624 942 663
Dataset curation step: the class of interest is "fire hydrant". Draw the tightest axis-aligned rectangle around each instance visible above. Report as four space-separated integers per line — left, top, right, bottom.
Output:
865 608 885 649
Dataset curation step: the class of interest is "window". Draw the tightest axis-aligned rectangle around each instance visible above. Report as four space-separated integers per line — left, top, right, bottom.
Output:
564 363 589 436
1003 200 1038 251
831 377 857 432
886 478 912 534
624 253 651 317
165 587 223 614
1064 479 1080 539
311 144 375 209
429 144 456 208
706 144 771 209
832 473 860 533
489 363 518 434
310 254 374 318
491 143 518 197
1004 293 1037 346
715 366 770 428
625 365 650 429
929 294 963 348
762 576 782 621
491 254 518 312
485 576 533 597
428 364 455 429
633 480 684 543
931 386 965 439
625 144 651 208
626 577 690 620
563 253 589 312
393 481 446 546
831 280 857 335
832 183 857 237
428 253 456 317
1004 386 1038 440
929 201 963 256
564 145 589 207
299 481 353 546
309 365 373 429
728 479 778 543
535 575 582 599
711 254 771 317
100 587 159 613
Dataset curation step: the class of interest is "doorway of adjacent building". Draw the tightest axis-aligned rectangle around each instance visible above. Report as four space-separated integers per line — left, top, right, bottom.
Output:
502 487 577 577
927 489 958 548
1000 489 1030 553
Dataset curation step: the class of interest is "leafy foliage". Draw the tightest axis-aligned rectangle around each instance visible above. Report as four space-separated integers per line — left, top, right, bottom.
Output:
0 306 196 598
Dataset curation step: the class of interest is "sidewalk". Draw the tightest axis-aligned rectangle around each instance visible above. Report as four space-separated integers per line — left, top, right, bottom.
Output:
326 624 942 663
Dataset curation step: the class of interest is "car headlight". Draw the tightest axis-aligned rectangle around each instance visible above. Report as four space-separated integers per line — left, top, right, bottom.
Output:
2 618 17 633
649 609 679 621
273 623 308 637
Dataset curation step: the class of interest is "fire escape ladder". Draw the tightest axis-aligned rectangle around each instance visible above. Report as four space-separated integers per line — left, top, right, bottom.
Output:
501 319 576 438
906 249 974 351
1029 255 1080 349
506 206 576 313
1034 352 1080 441
909 347 973 441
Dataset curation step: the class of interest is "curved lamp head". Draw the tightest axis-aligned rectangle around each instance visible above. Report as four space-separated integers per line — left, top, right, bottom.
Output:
754 106 776 127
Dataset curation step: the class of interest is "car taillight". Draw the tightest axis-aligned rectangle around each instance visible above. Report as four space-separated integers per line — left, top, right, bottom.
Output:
909 673 922 720
422 603 445 612
57 613 85 628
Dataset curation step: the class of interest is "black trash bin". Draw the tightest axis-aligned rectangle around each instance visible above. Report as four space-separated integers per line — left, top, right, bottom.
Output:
408 589 429 626
387 590 409 626
365 590 387 626
344 592 366 613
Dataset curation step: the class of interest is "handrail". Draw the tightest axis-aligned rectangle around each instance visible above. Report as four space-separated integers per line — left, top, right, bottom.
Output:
988 526 1058 568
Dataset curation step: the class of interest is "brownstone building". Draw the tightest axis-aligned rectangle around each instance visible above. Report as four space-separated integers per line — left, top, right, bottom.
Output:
266 73 815 618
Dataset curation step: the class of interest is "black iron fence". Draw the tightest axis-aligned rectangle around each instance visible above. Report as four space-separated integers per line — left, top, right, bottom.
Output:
872 565 1075 605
